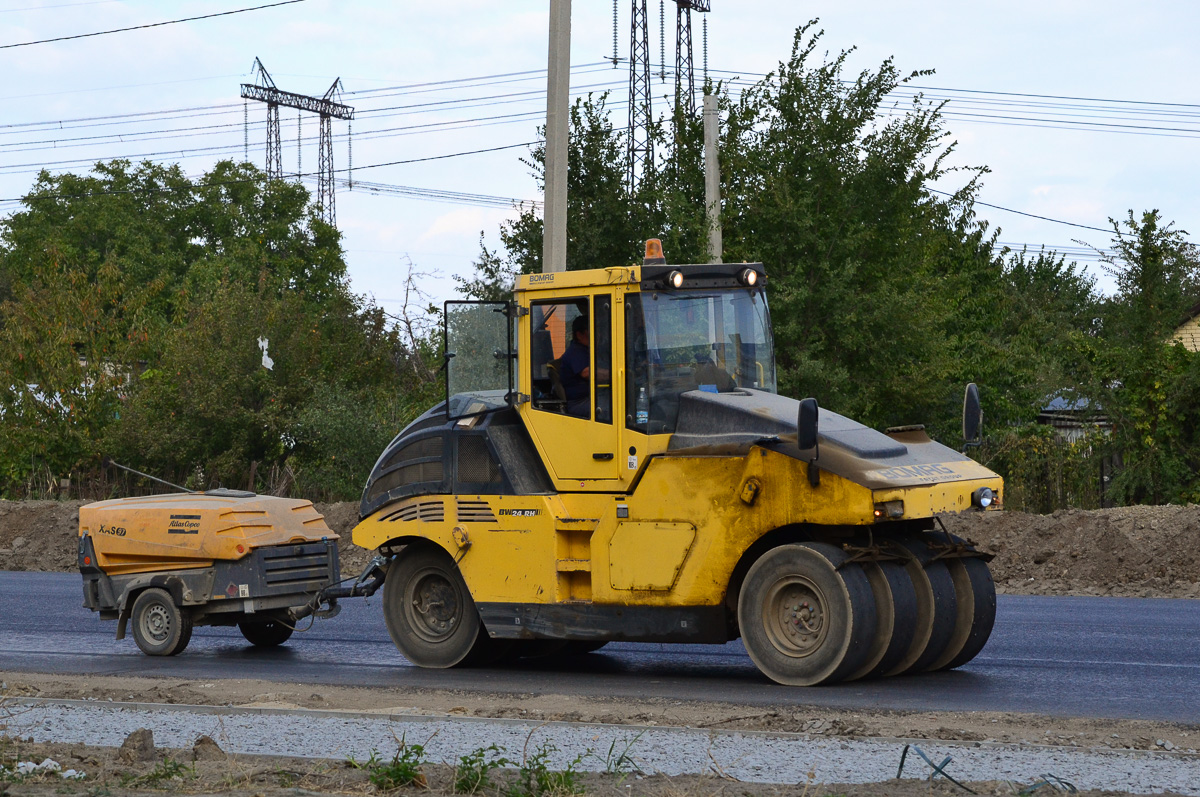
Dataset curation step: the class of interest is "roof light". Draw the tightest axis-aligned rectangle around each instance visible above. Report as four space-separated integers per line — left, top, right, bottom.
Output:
740 268 758 286
644 238 666 265
667 270 684 289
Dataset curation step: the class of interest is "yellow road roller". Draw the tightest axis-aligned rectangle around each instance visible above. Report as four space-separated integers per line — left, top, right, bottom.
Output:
352 242 1002 685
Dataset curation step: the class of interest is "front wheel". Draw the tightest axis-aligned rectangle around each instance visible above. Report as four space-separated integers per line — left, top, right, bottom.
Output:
238 618 294 647
382 546 487 668
738 543 877 686
130 588 192 656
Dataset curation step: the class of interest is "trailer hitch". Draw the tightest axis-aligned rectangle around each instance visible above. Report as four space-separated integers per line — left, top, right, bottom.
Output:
322 555 388 601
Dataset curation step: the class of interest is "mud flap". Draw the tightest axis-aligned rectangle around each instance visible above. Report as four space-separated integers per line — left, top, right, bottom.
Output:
115 606 130 640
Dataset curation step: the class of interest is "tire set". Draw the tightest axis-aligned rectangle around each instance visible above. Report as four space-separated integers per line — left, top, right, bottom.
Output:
381 535 995 686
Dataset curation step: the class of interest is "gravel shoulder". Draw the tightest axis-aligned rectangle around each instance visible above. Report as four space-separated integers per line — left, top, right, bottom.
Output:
3 672 1196 755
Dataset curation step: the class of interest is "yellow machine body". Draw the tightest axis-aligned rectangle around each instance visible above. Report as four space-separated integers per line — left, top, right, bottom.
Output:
353 260 1003 651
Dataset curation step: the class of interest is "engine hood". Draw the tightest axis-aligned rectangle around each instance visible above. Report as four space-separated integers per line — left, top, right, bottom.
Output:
669 389 991 489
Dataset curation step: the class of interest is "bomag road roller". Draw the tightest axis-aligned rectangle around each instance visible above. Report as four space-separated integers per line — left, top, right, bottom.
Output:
353 240 1003 686
79 489 342 656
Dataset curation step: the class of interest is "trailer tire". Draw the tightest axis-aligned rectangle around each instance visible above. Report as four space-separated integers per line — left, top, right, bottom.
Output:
738 542 876 686
130 588 192 656
238 618 294 647
383 546 486 668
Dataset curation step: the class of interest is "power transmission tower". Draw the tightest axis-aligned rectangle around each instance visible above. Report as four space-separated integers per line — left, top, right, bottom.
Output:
673 1 709 116
628 0 653 188
240 57 353 226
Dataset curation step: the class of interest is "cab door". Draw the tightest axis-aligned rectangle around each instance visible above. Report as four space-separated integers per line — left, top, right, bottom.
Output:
521 292 620 483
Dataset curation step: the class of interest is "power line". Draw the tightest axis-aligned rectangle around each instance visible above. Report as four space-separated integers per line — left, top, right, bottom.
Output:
929 188 1126 236
0 0 306 50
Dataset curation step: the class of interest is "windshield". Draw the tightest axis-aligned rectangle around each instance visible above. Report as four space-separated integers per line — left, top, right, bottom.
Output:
625 288 776 434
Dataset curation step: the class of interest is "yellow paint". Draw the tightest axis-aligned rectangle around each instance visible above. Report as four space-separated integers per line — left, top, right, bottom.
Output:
350 263 1007 629
81 494 335 576
608 521 696 590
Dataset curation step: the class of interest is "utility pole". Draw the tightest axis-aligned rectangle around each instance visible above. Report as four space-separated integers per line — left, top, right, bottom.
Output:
542 0 571 273
703 93 722 263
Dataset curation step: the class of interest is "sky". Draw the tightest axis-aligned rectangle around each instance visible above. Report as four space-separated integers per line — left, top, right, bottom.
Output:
2 0 1199 315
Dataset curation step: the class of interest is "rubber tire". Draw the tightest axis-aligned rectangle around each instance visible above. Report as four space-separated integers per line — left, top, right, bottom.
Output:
130 588 192 656
846 560 918 681
382 546 488 668
738 542 877 686
930 538 996 671
881 538 958 677
238 618 294 647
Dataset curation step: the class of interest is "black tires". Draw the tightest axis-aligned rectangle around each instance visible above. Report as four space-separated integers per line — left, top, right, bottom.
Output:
738 542 876 686
382 546 489 668
931 538 996 671
846 560 918 681
130 588 192 656
238 618 295 647
881 537 959 676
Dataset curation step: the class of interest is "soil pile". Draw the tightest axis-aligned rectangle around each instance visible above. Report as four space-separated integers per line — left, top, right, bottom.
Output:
3 498 1198 598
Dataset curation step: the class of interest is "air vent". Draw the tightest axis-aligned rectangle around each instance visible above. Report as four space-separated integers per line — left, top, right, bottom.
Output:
384 500 445 523
457 499 497 523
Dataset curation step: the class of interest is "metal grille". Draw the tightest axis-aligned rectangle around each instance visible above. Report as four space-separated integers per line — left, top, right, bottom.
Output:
258 543 333 592
457 436 502 484
368 436 444 501
457 500 497 523
384 500 445 523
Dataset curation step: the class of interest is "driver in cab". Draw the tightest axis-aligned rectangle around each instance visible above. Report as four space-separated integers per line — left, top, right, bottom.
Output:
559 315 608 418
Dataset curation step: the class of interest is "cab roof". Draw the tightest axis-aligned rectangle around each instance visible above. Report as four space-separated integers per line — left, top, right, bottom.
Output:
514 262 766 294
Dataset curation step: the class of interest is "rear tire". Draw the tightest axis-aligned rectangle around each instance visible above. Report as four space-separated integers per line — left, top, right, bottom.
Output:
846 560 918 680
738 543 876 686
382 546 487 668
238 618 294 647
131 588 192 656
931 541 996 671
881 538 958 676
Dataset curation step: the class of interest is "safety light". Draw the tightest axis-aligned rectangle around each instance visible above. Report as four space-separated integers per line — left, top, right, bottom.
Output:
972 487 995 509
740 268 758 286
667 270 685 289
643 238 666 265
873 500 904 520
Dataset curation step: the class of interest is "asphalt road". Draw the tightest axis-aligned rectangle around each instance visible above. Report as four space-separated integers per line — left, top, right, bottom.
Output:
1 571 1196 723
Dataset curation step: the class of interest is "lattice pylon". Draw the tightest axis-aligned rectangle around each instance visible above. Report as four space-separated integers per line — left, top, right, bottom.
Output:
628 0 653 188
265 102 282 180
674 2 696 116
317 114 335 226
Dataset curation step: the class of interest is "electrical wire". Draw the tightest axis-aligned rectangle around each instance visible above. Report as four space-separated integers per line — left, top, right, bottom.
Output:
0 0 306 49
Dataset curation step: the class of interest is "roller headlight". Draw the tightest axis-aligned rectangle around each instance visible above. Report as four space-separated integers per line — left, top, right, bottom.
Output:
667 270 684 289
739 268 758 286
972 487 995 509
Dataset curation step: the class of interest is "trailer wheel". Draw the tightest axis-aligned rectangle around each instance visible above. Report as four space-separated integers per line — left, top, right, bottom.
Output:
238 618 294 647
738 543 876 686
383 547 486 668
130 588 192 656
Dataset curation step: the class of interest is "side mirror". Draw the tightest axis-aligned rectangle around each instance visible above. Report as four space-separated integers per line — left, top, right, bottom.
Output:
798 397 819 452
962 383 983 448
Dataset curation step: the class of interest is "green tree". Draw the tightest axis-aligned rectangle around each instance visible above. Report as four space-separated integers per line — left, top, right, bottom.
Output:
0 159 425 499
1092 210 1200 504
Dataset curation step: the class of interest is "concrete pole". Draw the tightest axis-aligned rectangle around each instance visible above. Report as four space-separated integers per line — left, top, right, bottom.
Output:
542 0 571 273
703 93 722 264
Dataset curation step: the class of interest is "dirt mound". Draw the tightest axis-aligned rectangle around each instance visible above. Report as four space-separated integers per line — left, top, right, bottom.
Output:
942 504 1200 598
3 498 1199 599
